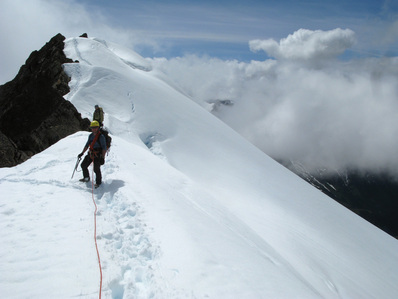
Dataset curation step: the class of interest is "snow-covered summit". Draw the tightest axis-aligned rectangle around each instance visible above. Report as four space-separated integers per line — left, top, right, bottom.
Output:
1 36 397 298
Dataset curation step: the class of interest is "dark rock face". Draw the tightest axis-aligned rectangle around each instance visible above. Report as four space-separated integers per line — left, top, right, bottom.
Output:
310 172 398 239
282 160 398 239
0 33 90 167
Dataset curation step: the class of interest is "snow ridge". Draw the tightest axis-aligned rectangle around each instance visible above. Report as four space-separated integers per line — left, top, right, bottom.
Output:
1 36 398 298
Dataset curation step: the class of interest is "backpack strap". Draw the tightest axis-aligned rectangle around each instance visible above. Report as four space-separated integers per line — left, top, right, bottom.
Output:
89 131 101 152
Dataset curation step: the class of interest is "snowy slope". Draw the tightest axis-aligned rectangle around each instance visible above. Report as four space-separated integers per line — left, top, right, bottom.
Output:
1 36 398 298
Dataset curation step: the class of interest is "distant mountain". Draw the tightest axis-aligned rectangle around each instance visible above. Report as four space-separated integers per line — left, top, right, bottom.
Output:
282 160 398 239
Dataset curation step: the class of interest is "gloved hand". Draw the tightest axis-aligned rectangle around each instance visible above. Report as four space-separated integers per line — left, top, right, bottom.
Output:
78 153 83 158
100 157 105 165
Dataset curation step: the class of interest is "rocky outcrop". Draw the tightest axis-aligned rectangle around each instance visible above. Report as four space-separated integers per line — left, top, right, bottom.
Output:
282 160 398 239
0 33 90 167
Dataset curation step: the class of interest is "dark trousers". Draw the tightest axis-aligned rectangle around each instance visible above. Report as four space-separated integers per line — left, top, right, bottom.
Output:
81 154 102 184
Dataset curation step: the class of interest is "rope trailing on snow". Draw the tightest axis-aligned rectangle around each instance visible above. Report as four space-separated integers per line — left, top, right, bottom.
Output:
91 164 103 299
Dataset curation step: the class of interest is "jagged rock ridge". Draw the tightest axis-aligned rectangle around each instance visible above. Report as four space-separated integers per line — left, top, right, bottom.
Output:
0 33 90 167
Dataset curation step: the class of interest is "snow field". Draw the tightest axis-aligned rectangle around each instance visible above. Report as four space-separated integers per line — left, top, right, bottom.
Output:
1 35 398 298
0 134 99 298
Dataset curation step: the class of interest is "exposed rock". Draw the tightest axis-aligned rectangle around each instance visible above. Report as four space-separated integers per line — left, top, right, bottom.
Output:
281 159 398 239
207 99 234 113
0 131 29 167
0 33 90 167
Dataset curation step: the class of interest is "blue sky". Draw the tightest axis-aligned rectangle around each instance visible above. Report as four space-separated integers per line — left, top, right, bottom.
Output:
1 0 398 174
0 0 397 82
75 0 398 60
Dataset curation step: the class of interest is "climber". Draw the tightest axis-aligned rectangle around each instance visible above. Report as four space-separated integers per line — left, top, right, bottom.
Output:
93 104 104 127
78 120 107 188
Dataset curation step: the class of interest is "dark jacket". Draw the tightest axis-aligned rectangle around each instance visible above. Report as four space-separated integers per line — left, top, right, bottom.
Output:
85 132 107 152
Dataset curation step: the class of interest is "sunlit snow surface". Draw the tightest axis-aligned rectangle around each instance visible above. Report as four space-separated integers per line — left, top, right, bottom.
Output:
1 36 397 298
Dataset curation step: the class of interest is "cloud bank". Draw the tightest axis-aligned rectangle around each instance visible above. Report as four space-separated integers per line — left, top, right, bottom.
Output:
1 0 398 178
249 28 356 61
151 29 398 176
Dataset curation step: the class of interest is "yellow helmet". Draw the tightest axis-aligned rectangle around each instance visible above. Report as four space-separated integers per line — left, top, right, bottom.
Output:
90 120 100 128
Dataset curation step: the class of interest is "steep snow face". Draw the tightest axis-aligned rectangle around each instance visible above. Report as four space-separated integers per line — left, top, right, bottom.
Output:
1 36 398 298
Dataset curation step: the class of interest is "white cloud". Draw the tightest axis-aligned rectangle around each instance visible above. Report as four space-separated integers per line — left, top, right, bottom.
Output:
151 41 398 177
0 0 138 84
1 0 398 179
249 28 356 61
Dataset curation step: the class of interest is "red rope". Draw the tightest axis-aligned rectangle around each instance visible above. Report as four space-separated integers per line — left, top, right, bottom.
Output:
91 164 103 298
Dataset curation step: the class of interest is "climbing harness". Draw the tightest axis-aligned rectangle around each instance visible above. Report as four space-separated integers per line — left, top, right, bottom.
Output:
89 131 101 152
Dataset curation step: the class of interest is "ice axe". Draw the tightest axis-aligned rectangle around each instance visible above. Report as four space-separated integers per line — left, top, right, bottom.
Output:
71 156 82 179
